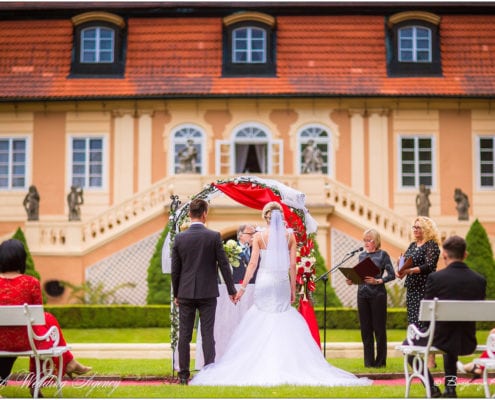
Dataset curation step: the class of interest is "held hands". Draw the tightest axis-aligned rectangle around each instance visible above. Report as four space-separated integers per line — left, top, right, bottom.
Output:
229 294 239 304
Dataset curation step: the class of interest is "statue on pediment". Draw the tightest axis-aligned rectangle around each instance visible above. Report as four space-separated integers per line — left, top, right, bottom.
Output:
23 185 40 221
68 185 84 221
454 188 470 221
416 184 431 217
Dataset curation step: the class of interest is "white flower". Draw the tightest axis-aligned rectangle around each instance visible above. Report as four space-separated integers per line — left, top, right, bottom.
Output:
223 239 243 267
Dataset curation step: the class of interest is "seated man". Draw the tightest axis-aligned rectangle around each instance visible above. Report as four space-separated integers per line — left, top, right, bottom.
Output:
404 235 486 398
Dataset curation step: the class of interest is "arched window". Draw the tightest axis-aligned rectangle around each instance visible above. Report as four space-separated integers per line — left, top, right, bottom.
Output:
215 123 282 175
172 125 204 174
298 125 331 175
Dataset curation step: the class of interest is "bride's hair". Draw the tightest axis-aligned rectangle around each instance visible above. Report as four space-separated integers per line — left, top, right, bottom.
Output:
262 201 283 223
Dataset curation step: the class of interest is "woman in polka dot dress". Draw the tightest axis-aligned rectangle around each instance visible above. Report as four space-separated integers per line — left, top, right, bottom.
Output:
398 216 441 332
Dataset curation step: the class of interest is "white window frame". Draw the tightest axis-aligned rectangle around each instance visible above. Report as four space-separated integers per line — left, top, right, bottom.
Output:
0 136 30 191
297 124 332 176
68 135 107 190
476 135 495 190
232 27 267 64
398 135 435 189
170 124 205 175
398 25 432 63
81 26 115 63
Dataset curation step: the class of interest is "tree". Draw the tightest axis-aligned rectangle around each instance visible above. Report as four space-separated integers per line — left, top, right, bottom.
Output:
12 227 40 281
311 240 342 307
465 219 495 299
11 227 45 302
146 224 171 304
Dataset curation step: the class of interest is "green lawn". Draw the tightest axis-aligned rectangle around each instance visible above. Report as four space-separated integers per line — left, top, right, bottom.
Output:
1 328 493 398
62 327 492 344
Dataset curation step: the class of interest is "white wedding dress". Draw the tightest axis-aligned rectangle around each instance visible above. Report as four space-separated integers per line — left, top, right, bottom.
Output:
190 212 372 387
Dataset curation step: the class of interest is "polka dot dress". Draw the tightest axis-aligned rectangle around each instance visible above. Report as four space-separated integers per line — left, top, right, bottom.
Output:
403 240 440 331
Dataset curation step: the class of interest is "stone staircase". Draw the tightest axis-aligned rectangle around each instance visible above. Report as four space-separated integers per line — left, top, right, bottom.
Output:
23 175 413 255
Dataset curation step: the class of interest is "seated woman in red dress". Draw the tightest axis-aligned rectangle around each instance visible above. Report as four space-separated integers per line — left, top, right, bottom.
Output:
0 238 91 395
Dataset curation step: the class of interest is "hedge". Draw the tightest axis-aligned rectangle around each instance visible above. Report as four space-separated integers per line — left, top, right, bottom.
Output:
46 305 494 331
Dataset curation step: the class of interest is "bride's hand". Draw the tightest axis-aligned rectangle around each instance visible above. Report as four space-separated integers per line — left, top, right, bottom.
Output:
234 288 245 302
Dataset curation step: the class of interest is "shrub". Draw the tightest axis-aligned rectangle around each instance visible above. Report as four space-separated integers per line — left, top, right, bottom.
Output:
465 219 495 299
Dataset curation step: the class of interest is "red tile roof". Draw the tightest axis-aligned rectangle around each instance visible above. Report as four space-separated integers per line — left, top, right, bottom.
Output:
1 11 495 100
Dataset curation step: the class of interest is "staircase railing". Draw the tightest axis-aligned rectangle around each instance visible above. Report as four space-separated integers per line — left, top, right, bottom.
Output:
24 175 412 254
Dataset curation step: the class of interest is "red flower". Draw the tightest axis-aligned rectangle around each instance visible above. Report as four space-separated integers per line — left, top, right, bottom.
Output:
307 281 316 292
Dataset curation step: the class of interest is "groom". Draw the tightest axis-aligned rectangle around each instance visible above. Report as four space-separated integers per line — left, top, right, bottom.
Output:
171 198 237 385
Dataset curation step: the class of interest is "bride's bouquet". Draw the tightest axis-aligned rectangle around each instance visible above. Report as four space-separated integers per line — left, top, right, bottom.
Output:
223 239 243 267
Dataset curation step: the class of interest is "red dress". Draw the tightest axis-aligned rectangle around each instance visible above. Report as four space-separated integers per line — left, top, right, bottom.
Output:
0 275 73 374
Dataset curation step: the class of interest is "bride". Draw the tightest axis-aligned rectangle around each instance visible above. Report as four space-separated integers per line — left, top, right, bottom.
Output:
190 201 372 386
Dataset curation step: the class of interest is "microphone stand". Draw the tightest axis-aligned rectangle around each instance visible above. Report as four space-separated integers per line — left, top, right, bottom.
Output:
315 252 357 357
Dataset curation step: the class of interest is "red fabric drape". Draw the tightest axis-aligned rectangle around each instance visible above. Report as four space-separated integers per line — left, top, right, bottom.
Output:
213 181 320 347
213 182 307 244
298 298 321 348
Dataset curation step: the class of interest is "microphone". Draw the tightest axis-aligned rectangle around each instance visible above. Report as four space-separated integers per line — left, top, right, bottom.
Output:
346 247 363 256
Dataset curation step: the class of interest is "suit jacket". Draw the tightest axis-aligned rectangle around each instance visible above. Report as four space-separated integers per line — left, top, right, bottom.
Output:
424 261 486 355
232 243 258 284
171 223 236 299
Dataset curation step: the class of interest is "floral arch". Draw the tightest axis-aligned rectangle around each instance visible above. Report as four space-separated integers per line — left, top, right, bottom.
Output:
162 176 322 353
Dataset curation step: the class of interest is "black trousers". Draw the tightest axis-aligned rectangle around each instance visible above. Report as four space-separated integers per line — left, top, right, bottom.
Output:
403 337 459 388
177 297 217 380
357 293 388 367
0 357 16 384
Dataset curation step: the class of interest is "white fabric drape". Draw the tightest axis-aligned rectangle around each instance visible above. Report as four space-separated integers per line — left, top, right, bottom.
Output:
235 144 249 173
254 144 266 173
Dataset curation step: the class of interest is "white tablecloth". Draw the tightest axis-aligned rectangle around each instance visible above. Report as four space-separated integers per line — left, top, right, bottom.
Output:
172 284 255 371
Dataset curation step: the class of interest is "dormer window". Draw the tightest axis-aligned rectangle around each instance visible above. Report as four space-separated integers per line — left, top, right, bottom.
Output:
232 27 266 63
70 12 126 77
398 26 431 62
387 11 441 76
81 27 115 63
223 12 276 77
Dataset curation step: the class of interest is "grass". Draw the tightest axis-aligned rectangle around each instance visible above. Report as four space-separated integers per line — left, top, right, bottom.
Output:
1 328 493 398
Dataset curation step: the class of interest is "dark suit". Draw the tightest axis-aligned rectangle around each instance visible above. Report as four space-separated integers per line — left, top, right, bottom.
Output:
424 261 486 382
232 244 258 284
406 261 486 389
171 222 236 380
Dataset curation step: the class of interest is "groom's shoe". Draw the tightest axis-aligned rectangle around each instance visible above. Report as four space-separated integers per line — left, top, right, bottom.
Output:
431 385 442 398
179 378 188 385
442 387 457 398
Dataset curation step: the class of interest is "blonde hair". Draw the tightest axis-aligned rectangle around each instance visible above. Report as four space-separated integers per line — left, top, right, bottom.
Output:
363 228 381 249
413 216 441 245
262 201 283 222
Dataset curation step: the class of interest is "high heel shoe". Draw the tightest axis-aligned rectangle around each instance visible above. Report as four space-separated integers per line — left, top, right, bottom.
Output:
457 361 482 381
65 360 92 379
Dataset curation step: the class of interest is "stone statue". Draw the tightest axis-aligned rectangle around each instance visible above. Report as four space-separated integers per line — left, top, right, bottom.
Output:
416 184 431 217
301 139 323 173
178 139 198 173
454 188 470 221
67 185 84 221
23 185 40 221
